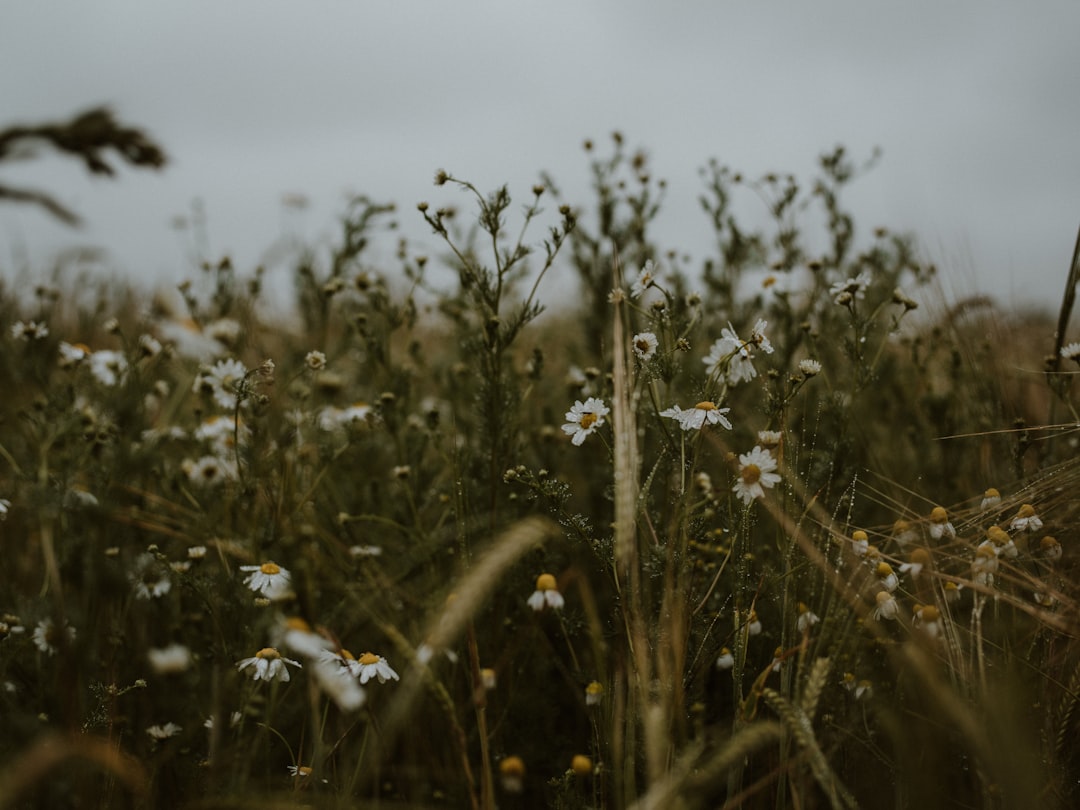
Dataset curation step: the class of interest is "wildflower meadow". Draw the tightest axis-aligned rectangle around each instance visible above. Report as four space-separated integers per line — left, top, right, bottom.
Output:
2 127 1080 809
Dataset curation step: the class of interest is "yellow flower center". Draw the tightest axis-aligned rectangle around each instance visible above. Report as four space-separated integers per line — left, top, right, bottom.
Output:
875 562 894 577
260 562 281 575
571 754 593 775
741 464 761 485
635 338 651 352
585 680 604 696
1017 503 1036 518
285 617 311 632
852 530 868 542
499 756 525 777
358 652 380 665
256 647 280 660
340 649 356 661
294 766 312 777
929 506 948 523
536 573 557 591
920 606 940 622
910 548 931 565
579 412 598 430
694 401 717 411
984 487 1000 498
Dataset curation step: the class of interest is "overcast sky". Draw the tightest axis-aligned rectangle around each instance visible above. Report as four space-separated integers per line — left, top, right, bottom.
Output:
2 2 1078 311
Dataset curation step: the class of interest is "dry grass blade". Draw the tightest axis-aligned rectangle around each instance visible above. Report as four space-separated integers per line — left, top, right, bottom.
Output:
377 516 558 753
0 733 148 809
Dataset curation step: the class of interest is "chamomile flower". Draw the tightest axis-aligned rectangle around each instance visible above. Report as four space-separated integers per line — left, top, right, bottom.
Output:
527 573 565 611
898 548 931 579
89 350 128 386
310 655 367 710
562 398 609 446
892 519 919 548
829 272 871 305
702 323 764 385
585 680 605 705
631 331 659 361
236 647 301 682
733 446 781 505
1060 342 1080 362
1040 535 1062 562
1009 503 1043 533
875 562 899 593
972 545 999 587
913 605 943 640
304 350 327 371
240 562 293 600
0 499 10 520
182 455 238 488
986 525 1018 558
980 487 1002 510
798 358 822 377
147 644 192 674
194 358 248 410
928 506 955 540
661 401 732 432
499 756 526 793
630 260 658 298
130 553 172 600
354 652 399 684
745 610 762 636
715 648 735 670
855 680 873 700
873 590 899 621
32 618 75 655
146 723 182 740
757 430 782 449
795 603 819 634
850 530 869 557
287 765 313 777
58 341 91 367
11 320 49 340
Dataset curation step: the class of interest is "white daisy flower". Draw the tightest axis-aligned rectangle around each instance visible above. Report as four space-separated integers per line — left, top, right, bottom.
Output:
732 446 781 505
850 530 869 557
236 647 301 682
11 320 49 340
138 334 163 358
58 341 91 367
304 351 327 371
278 617 334 658
1009 503 1043 533
703 326 759 385
0 499 10 520
875 562 899 593
146 722 182 740
798 358 822 377
32 618 76 656
89 350 129 386
147 644 192 674
829 272 871 305
795 603 819 634
527 573 565 611
562 397 609 446
928 506 955 540
715 649 735 671
631 332 658 361
130 553 172 600
311 655 367 710
287 765 313 777
194 358 248 410
182 455 238 488
240 562 292 600
1060 342 1080 362
980 487 1002 510
630 260 658 298
661 401 732 432
585 680 605 704
354 652 400 685
873 591 898 621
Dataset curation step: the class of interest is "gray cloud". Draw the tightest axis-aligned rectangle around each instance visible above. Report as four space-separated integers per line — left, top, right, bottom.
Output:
2 1 1077 309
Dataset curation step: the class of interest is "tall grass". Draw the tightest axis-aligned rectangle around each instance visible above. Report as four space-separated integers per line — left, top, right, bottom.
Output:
1 134 1078 809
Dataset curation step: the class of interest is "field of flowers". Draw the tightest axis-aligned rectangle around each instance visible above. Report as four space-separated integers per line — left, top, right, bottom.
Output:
1 133 1079 809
